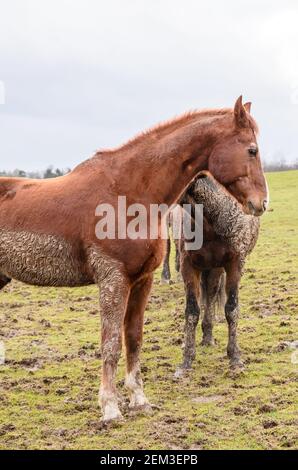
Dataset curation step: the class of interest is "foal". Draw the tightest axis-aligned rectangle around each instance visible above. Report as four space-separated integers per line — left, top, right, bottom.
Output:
0 97 267 422
176 172 260 375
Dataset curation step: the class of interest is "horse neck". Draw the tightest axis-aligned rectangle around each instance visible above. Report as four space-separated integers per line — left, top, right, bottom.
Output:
123 115 228 207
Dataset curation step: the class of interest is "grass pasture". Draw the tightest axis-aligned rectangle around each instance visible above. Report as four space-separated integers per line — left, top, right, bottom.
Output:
0 170 297 450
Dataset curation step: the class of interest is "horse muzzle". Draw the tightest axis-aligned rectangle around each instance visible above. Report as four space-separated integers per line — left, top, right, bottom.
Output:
247 198 268 216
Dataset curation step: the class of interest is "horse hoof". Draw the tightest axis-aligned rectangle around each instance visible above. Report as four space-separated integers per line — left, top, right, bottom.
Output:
229 360 245 374
200 338 215 347
129 403 153 416
173 367 190 380
161 278 170 285
174 368 183 379
101 404 124 424
101 413 124 426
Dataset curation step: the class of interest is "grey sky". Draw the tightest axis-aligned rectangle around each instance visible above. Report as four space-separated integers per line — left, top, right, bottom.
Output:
0 0 297 171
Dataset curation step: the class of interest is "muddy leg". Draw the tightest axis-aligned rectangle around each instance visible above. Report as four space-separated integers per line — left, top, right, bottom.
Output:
183 291 200 369
161 237 171 282
99 270 130 422
0 274 11 290
225 263 243 370
124 275 153 412
176 257 200 375
201 312 214 346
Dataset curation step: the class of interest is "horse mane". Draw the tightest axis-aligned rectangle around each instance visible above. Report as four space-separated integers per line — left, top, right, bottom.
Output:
73 107 258 171
99 108 231 154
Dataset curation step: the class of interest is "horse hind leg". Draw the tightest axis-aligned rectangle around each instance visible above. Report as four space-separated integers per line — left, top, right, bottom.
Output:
0 274 11 290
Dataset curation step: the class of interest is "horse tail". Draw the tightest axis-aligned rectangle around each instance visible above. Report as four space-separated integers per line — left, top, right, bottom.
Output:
200 269 226 320
215 271 226 318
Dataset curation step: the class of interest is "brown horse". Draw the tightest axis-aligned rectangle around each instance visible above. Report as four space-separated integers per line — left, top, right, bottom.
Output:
172 172 260 377
0 97 268 422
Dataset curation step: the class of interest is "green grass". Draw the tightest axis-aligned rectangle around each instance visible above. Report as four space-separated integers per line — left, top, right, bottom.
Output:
0 170 297 450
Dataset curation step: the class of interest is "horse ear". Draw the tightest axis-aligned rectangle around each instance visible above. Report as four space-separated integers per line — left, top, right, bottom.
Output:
234 95 249 127
243 101 252 114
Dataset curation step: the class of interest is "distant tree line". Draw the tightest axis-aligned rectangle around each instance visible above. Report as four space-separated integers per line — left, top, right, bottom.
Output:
0 161 297 178
263 159 298 172
0 166 71 178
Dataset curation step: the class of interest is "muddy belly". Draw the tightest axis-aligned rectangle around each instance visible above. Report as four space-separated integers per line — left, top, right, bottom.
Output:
0 229 93 287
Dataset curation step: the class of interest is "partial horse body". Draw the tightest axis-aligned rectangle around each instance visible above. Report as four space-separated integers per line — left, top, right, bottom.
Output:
174 172 260 376
0 97 267 422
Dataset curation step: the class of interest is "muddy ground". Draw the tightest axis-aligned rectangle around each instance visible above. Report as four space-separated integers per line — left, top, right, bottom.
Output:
0 170 297 450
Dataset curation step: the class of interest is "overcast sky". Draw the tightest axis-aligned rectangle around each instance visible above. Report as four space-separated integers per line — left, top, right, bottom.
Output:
0 0 298 171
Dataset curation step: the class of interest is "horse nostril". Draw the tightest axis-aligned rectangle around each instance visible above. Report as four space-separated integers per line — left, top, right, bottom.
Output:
248 200 266 216
263 199 268 211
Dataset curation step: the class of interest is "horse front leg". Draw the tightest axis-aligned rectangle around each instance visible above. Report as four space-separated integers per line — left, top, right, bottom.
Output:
224 261 243 370
99 270 130 423
124 274 153 413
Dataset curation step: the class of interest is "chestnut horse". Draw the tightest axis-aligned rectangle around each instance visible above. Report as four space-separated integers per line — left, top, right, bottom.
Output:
0 97 268 422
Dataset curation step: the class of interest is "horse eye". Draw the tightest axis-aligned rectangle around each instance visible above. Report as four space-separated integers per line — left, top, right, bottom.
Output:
248 147 258 156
